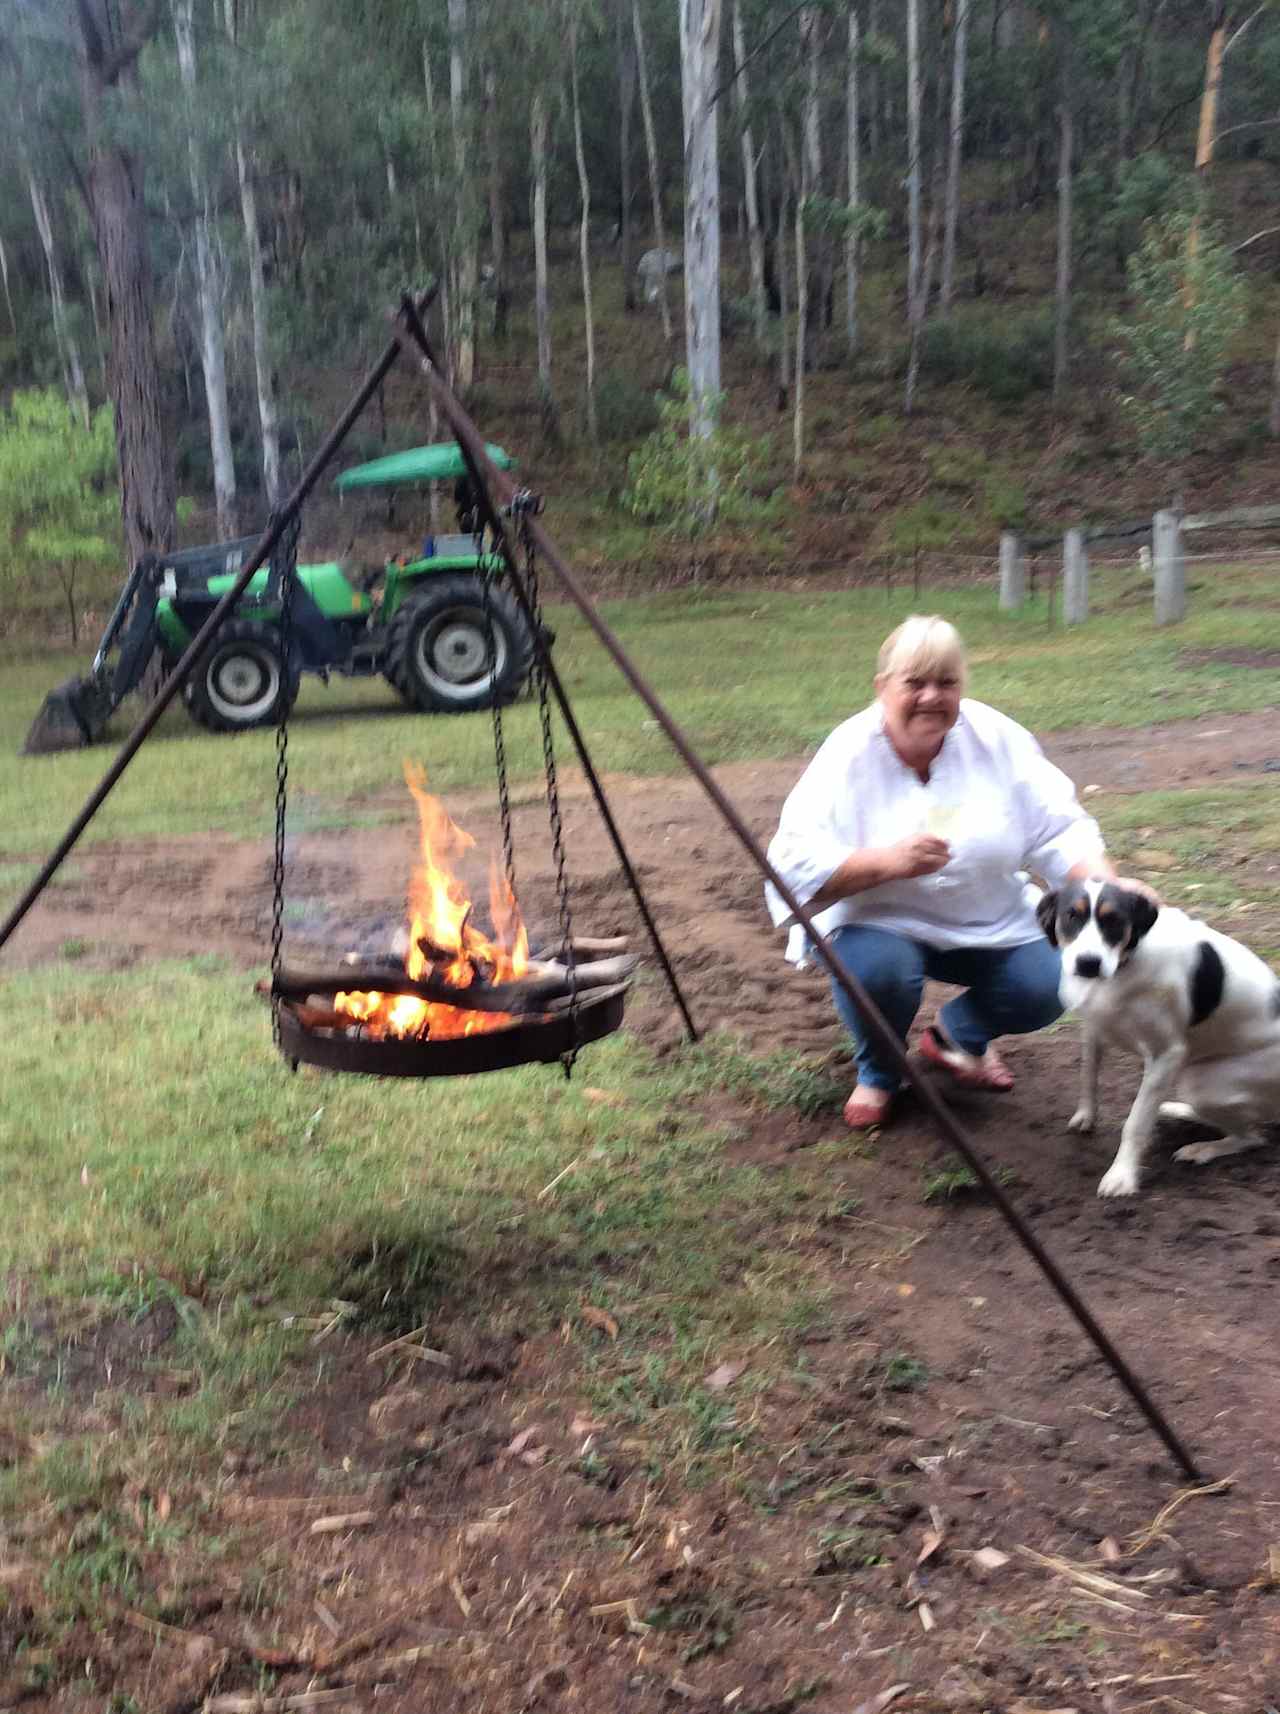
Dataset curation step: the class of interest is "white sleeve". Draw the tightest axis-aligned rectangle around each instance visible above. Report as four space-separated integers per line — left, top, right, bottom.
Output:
764 737 858 928
1011 727 1104 887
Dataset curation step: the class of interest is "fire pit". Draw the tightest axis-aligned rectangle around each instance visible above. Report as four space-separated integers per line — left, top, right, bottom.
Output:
275 978 628 1078
270 763 634 1078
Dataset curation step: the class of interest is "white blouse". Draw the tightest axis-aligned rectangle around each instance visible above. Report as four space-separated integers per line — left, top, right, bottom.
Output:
766 698 1102 962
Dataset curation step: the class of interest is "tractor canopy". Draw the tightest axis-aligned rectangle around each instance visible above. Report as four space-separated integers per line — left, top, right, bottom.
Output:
335 441 513 492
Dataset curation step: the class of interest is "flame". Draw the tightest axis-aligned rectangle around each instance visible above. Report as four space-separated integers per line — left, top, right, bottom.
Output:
334 762 530 1040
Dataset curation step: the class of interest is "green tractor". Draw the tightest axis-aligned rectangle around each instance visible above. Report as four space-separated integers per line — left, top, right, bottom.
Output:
23 442 541 754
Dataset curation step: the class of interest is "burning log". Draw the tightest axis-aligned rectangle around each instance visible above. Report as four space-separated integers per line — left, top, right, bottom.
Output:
272 953 638 1018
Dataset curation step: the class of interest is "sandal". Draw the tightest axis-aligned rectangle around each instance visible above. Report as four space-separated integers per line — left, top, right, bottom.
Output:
918 1026 1014 1093
843 1086 895 1131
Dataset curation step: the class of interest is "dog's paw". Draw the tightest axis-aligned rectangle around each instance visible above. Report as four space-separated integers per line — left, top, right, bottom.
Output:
1159 1101 1199 1123
1173 1141 1220 1166
1097 1161 1140 1197
1066 1107 1095 1134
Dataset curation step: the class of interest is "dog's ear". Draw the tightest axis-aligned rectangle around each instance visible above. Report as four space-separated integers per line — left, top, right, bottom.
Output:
1035 889 1060 946
1126 890 1159 944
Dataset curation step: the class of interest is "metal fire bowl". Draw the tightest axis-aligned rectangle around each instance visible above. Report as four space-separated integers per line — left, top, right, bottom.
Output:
277 983 628 1079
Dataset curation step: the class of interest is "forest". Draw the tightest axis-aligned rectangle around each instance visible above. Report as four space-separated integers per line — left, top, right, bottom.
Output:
1 0 1278 620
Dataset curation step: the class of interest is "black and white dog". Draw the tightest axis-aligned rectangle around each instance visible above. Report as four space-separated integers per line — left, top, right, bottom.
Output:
1037 881 1280 1197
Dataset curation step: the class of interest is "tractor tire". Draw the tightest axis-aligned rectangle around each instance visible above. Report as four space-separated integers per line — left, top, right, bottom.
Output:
384 575 536 714
183 618 299 734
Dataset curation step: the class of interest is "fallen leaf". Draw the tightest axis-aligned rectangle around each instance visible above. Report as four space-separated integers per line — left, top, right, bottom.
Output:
969 1546 1010 1575
570 1414 604 1436
309 1511 376 1534
1100 1536 1122 1563
80 1164 90 1187
704 1359 747 1392
519 1446 548 1468
505 1426 541 1457
850 1687 911 1714
156 1490 172 1521
916 1600 935 1631
916 1526 945 1567
896 1283 915 1298
581 1305 619 1340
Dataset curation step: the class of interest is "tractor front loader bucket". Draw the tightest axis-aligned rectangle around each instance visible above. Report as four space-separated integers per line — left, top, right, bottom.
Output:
21 556 165 757
22 673 116 754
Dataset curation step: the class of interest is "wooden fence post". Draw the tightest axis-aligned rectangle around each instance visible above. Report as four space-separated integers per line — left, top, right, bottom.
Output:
1153 509 1185 625
998 531 1025 610
1063 528 1089 625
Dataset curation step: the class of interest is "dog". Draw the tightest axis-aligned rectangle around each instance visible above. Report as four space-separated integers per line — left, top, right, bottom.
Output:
1037 880 1280 1197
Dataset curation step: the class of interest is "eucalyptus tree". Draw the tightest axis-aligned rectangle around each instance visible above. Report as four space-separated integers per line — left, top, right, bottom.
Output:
634 0 673 341
731 0 768 350
568 1 598 443
2 0 175 560
679 0 722 452
173 0 237 537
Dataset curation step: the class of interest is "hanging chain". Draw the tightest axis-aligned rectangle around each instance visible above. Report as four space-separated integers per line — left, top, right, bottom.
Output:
270 512 301 1052
479 522 518 901
516 502 579 1079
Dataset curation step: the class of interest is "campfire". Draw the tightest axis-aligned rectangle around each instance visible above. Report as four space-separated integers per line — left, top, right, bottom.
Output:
334 762 530 1041
270 764 636 1063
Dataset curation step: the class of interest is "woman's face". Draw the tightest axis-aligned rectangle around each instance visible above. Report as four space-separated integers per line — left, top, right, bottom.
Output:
875 658 964 763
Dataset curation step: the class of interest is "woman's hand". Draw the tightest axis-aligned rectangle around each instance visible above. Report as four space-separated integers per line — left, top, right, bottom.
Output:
885 833 951 880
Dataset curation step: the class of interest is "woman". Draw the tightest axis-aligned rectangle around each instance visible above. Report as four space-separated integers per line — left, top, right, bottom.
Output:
766 614 1118 1130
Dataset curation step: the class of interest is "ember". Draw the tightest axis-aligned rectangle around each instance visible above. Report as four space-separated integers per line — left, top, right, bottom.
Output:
335 762 529 1040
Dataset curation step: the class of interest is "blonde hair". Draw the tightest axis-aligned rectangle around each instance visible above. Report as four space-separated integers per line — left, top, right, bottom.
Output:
876 615 968 688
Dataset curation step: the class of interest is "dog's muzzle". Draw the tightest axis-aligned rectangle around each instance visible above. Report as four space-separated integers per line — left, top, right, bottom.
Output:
1074 954 1103 979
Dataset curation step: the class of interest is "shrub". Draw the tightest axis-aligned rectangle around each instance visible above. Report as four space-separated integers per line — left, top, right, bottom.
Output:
593 368 661 444
1113 208 1247 467
915 313 1055 402
624 370 774 538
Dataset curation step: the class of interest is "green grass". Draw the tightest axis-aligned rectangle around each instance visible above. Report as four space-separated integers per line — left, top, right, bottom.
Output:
2 565 1278 860
0 957 840 1545
920 1154 1015 1204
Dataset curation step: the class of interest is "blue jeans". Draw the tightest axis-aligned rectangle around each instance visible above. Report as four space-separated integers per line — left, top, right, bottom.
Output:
826 924 1064 1092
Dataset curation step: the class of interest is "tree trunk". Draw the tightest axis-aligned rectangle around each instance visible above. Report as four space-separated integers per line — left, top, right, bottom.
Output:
867 0 880 158
0 236 14 333
1269 323 1280 438
485 66 510 341
82 99 173 562
732 0 768 352
570 16 597 444
794 122 809 479
1184 7 1228 336
225 0 281 506
174 0 237 539
530 90 559 442
27 167 90 428
940 0 969 315
617 0 638 313
1053 53 1073 403
776 119 793 414
448 0 477 389
919 40 946 320
799 5 830 370
845 3 860 351
679 0 723 447
903 0 924 413
634 0 673 342
237 141 281 505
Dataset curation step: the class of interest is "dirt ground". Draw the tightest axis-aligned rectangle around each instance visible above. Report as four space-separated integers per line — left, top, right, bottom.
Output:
7 708 1280 1712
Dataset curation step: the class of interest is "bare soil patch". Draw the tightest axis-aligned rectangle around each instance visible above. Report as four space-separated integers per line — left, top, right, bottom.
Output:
7 708 1280 1710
